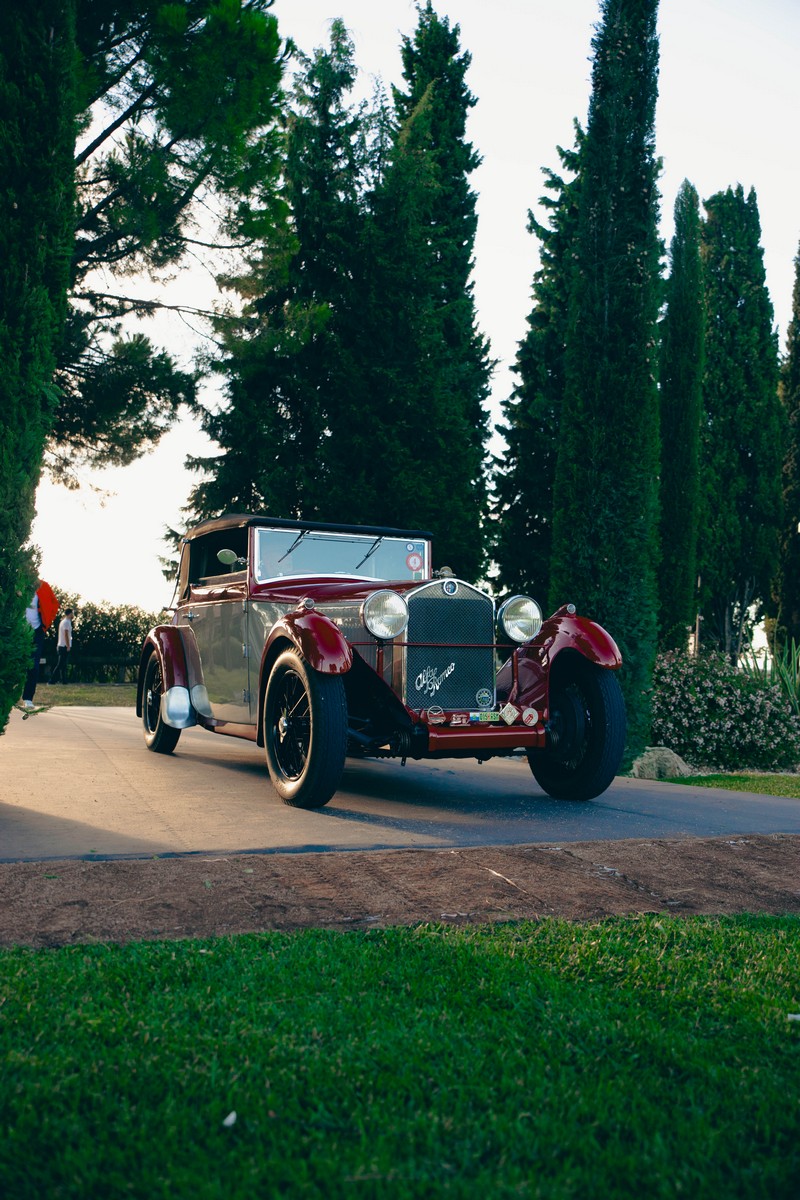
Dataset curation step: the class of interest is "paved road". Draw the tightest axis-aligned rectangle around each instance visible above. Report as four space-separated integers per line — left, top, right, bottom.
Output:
2 705 799 862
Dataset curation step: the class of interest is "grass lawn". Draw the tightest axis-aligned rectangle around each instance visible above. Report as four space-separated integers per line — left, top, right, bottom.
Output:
1 915 799 1199
670 773 800 798
30 681 137 708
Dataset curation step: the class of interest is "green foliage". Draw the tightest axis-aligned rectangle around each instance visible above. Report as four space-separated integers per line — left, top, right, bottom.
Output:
491 132 582 600
776 243 800 647
1 917 799 1197
549 0 662 761
652 650 800 771
741 637 800 717
45 590 165 682
189 8 492 582
46 0 285 483
659 181 705 649
0 1 77 733
699 185 784 659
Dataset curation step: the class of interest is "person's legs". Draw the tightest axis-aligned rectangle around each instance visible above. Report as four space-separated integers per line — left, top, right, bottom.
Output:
51 645 67 684
21 626 45 702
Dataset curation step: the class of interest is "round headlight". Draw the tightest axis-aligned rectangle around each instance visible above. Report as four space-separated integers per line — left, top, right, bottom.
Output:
498 595 543 643
362 590 409 640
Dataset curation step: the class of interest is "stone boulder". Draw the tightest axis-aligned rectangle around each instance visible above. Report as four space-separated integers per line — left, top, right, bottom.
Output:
630 745 694 780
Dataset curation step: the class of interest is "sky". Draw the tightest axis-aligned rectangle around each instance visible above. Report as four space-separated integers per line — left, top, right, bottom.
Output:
30 0 800 613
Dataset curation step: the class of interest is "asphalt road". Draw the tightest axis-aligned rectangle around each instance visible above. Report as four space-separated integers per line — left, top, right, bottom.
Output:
2 705 799 862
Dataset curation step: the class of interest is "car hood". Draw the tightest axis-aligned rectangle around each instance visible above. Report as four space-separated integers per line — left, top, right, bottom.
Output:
250 576 423 605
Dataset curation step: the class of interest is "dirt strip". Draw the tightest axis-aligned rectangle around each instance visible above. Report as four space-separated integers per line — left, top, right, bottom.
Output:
0 833 798 948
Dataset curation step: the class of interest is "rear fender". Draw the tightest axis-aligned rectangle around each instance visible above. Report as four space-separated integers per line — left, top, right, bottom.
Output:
504 608 622 716
136 625 200 729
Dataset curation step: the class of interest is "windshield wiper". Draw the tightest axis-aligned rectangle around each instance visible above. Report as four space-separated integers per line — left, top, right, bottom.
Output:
278 529 309 563
355 537 383 570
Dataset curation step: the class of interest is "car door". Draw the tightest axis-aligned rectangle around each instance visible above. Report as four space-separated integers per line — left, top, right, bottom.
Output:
180 580 252 725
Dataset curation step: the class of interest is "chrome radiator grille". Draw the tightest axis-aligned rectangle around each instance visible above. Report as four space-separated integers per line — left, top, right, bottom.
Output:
405 580 495 711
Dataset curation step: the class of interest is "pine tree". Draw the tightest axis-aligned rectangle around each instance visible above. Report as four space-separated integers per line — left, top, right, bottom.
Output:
186 19 368 523
776 244 800 648
699 185 783 659
0 0 77 731
658 180 704 649
548 0 662 761
48 0 284 484
491 133 582 601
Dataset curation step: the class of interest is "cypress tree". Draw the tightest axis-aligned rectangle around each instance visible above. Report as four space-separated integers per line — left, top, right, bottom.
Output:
776 244 800 648
548 0 662 761
345 1 490 580
491 133 582 601
658 180 704 649
0 0 76 731
699 185 783 659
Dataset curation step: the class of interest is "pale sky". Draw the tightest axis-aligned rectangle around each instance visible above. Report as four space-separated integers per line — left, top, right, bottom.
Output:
31 0 800 612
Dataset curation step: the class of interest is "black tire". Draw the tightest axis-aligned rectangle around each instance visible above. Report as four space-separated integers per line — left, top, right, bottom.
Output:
142 651 182 754
263 648 348 809
528 656 626 801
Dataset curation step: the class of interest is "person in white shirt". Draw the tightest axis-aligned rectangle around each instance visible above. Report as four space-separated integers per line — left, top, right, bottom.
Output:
50 608 74 685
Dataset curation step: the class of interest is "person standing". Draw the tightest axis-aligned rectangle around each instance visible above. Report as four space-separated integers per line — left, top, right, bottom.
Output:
20 581 59 708
50 608 74 684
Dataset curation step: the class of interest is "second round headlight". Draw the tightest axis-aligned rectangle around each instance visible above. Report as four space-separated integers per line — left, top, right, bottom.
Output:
362 590 409 640
498 595 543 643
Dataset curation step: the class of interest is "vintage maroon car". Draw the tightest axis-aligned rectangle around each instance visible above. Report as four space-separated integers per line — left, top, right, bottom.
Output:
136 515 626 808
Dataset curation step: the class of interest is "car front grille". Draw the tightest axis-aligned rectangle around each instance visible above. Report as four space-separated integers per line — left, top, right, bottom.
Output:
404 580 495 711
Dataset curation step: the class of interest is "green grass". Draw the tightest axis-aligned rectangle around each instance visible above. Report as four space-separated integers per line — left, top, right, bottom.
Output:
1 916 798 1199
669 773 800 797
30 681 137 708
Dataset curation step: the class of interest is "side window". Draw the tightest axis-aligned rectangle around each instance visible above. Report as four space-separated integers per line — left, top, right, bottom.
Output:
187 530 249 588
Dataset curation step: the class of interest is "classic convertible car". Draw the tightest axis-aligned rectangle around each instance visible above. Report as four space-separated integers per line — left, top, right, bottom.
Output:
137 514 626 808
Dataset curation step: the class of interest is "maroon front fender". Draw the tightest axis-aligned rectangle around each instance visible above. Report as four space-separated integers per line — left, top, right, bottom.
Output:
502 608 622 715
265 610 354 675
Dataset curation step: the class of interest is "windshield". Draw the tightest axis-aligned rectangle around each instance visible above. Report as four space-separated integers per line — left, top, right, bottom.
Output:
254 527 429 583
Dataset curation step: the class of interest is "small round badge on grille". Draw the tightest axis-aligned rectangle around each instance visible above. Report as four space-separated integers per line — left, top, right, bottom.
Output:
475 688 493 710
442 579 458 596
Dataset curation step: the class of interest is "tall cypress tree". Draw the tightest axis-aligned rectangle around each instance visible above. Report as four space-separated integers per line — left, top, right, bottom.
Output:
776 244 800 648
347 1 491 580
491 133 582 601
548 0 662 761
699 185 783 659
658 180 704 649
0 0 76 731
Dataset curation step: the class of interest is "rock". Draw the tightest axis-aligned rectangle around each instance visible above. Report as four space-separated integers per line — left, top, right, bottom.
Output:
630 746 693 780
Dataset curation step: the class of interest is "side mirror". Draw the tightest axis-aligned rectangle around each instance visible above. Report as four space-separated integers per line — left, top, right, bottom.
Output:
217 548 245 567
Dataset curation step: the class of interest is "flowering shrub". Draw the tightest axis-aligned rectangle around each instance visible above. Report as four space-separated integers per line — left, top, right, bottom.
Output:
651 651 800 771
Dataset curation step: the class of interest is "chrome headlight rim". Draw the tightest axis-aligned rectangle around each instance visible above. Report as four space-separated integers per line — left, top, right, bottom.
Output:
497 594 543 644
362 589 409 641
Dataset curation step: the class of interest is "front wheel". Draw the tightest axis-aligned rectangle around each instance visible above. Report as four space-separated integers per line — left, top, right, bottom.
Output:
528 657 626 801
263 649 348 809
142 652 182 754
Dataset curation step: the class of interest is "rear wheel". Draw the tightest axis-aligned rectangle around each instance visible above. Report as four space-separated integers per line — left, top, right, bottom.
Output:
528 656 625 801
263 649 347 809
142 652 182 754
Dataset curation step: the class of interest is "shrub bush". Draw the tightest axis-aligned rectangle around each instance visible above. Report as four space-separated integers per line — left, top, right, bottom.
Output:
44 590 167 683
651 650 800 771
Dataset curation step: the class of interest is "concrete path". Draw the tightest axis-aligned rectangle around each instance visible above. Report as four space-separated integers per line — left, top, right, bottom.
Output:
2 705 799 862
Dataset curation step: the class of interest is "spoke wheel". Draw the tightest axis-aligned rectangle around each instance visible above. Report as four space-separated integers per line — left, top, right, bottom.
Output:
263 649 347 809
142 652 181 754
528 655 626 801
